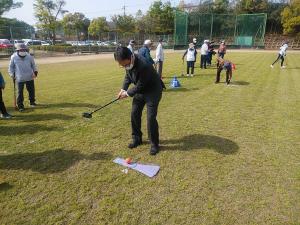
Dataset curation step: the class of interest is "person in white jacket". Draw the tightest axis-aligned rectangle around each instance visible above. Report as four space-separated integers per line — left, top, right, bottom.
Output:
200 40 209 69
271 41 289 68
127 40 135 53
8 43 38 111
182 43 197 77
155 38 164 78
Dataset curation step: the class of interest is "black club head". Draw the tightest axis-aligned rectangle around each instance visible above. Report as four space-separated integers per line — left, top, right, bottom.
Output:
82 112 92 118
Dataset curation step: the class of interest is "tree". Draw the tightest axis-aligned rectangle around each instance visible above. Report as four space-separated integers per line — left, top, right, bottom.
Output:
88 17 109 40
236 0 268 13
281 0 300 35
0 0 23 17
135 10 152 34
34 0 67 44
213 0 230 13
111 14 136 34
148 1 175 34
0 18 34 39
62 12 89 40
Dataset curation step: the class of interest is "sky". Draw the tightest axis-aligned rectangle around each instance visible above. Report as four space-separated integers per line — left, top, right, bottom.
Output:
4 0 179 26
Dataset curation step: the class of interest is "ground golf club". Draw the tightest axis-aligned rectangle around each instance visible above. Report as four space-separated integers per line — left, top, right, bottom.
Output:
82 98 119 118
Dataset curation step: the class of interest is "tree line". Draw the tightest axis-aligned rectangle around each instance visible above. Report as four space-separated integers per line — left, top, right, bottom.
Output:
0 0 299 43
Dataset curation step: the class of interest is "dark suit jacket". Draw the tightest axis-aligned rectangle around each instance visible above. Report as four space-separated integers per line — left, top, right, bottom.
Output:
122 54 162 97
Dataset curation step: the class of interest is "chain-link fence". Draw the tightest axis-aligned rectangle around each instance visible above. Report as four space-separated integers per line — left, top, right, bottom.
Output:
174 10 267 48
0 24 174 58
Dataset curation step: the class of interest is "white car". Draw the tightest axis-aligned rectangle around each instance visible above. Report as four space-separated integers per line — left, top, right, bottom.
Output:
41 41 50 46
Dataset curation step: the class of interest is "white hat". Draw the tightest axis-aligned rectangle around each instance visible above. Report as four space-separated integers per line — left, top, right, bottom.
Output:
204 40 209 43
193 38 197 42
144 39 152 45
129 40 135 45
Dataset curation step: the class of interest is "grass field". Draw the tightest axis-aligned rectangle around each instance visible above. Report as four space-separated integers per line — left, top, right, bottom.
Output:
0 51 299 225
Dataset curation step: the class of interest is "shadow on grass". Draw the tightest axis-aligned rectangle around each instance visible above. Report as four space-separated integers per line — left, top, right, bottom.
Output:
161 134 239 154
165 87 199 92
0 182 13 192
0 149 112 174
15 113 75 122
231 81 250 86
0 124 60 136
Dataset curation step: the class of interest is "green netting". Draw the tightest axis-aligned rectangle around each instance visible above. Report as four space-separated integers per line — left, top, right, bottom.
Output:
174 11 267 47
174 10 188 45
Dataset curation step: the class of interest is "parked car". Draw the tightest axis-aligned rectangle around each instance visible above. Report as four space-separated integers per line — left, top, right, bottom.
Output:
24 39 42 46
41 41 50 46
0 39 14 49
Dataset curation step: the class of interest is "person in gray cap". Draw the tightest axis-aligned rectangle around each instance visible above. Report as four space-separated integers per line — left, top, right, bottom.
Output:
8 43 38 112
127 40 135 53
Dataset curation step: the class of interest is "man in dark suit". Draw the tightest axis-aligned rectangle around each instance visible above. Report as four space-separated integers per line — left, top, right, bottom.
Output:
114 47 162 155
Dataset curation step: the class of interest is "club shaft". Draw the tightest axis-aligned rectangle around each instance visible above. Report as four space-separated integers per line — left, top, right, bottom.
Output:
91 98 119 114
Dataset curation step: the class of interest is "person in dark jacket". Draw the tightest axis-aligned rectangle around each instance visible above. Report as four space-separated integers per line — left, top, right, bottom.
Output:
0 70 12 119
115 47 163 155
139 39 166 90
138 40 155 65
215 57 233 85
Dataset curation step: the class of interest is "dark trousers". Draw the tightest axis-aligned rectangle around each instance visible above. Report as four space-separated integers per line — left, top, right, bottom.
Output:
218 52 225 59
272 54 284 66
216 67 232 84
0 89 8 115
200 55 207 69
207 52 213 65
131 93 162 147
187 61 195 74
17 80 35 108
156 61 163 78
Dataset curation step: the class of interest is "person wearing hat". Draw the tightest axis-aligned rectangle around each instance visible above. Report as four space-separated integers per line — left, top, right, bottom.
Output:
182 43 197 77
200 40 209 69
114 46 162 155
8 43 38 111
127 40 135 53
0 67 12 119
138 39 155 65
155 38 164 79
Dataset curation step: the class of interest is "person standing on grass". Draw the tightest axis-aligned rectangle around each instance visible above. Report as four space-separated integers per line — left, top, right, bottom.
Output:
114 47 162 155
138 39 155 65
182 43 197 77
8 43 38 112
200 40 209 69
139 39 166 89
215 57 233 85
270 41 289 69
127 40 135 53
155 38 164 79
218 40 226 59
0 69 12 119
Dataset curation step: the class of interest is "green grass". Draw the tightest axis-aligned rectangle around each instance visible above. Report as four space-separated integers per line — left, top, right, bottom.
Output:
0 52 299 225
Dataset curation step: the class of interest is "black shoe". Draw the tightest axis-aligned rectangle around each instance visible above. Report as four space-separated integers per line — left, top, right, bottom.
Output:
18 107 25 112
128 138 142 149
30 103 37 107
150 145 159 155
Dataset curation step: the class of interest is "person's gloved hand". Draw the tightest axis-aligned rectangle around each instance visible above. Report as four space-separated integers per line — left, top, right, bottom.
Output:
32 71 38 79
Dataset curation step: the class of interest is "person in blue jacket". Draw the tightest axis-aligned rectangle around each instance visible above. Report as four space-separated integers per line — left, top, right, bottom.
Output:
138 39 155 65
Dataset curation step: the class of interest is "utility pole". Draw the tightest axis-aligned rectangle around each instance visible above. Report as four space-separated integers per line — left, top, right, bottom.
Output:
122 5 126 16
